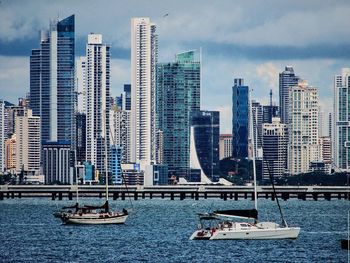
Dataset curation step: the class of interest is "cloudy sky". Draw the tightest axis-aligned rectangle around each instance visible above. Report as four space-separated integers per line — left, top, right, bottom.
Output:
0 0 349 133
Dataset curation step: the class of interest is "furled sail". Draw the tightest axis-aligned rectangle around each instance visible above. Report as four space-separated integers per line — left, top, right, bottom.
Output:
213 209 258 220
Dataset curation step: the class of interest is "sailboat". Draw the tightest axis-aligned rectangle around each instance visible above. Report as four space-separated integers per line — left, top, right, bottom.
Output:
190 90 300 240
56 113 128 225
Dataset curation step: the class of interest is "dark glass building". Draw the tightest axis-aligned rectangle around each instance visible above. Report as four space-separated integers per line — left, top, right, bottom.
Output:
76 113 86 165
156 50 200 178
232 78 249 159
190 110 220 182
30 15 75 145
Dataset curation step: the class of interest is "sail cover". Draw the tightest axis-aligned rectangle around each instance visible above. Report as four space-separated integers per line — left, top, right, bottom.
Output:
213 209 258 220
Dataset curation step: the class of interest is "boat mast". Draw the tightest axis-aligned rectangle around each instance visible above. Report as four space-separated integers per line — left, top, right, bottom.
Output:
249 89 258 210
104 110 109 203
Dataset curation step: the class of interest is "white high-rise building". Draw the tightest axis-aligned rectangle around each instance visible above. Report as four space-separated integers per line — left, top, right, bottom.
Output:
76 56 86 113
85 34 110 173
334 68 350 171
15 109 41 174
288 81 320 175
110 106 131 163
0 100 4 173
131 17 158 165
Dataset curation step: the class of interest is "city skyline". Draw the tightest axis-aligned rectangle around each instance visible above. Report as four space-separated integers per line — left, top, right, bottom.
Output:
1 1 349 133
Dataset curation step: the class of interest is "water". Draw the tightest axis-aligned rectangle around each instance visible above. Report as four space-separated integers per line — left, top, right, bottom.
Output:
0 198 348 262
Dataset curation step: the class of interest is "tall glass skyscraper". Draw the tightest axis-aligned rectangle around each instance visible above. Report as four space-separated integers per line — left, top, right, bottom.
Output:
190 111 220 182
232 78 249 159
334 68 350 171
279 66 299 124
156 50 200 178
30 15 75 144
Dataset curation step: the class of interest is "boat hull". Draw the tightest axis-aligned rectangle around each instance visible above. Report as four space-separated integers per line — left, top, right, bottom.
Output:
190 227 300 240
61 213 128 225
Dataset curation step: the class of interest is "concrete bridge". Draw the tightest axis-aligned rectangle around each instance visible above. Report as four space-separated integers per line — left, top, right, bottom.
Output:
0 185 349 201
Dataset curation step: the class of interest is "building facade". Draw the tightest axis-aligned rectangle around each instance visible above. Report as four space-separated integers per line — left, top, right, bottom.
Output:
85 34 110 174
110 107 131 163
156 50 201 178
232 78 249 159
262 118 288 179
5 134 16 173
110 145 123 185
219 134 232 160
76 113 86 165
288 81 320 175
279 66 300 124
334 68 350 171
30 15 75 144
42 141 71 184
15 109 41 175
252 100 263 159
190 111 220 182
131 17 158 165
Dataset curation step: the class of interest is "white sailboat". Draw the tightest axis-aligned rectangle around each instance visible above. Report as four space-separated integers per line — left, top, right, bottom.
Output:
190 90 300 240
57 112 128 225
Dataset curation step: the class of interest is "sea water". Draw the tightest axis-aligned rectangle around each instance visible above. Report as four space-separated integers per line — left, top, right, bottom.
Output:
0 198 348 262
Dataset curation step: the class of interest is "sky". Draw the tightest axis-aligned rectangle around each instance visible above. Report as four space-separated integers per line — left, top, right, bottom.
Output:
0 0 349 133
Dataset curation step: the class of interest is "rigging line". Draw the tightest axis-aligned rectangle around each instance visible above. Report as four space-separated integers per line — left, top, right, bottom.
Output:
256 114 287 226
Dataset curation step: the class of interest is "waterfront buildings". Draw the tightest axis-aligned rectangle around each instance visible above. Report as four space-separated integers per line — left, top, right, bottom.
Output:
232 78 249 159
219 134 232 160
30 15 75 144
287 81 320 175
262 117 288 179
130 17 158 165
279 66 300 124
85 34 110 174
156 50 201 178
190 110 220 182
42 141 71 184
15 109 41 176
334 68 350 171
3 99 26 138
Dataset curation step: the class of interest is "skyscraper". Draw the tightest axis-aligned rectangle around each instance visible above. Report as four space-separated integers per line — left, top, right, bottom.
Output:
262 118 288 179
130 17 158 165
85 34 110 173
156 50 201 178
110 106 131 163
76 113 86 165
190 111 220 182
252 100 263 159
30 15 75 144
288 81 320 175
15 109 41 176
334 68 350 171
279 66 300 124
232 78 249 159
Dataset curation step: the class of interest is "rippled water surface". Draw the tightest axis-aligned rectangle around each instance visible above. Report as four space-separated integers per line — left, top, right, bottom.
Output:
0 198 348 262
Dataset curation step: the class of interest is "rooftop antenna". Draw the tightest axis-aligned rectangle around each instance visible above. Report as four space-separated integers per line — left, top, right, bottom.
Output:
269 89 273 107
